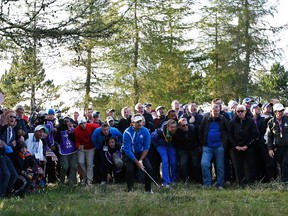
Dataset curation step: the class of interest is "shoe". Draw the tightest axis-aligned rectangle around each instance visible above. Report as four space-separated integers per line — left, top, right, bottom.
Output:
218 186 224 190
127 187 134 192
145 190 154 194
162 184 170 188
100 181 106 185
86 182 93 187
224 181 231 187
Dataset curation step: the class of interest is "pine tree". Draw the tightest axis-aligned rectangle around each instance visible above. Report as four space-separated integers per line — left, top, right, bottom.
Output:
196 0 282 102
257 63 288 104
0 48 60 110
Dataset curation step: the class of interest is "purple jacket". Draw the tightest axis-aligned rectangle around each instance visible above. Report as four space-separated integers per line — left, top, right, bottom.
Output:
58 129 77 155
45 120 55 148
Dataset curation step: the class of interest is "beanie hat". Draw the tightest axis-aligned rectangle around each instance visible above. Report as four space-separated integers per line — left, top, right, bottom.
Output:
48 109 55 115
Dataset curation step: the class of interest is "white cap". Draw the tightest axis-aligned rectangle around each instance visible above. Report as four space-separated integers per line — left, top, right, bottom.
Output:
228 100 238 110
132 115 143 123
77 116 87 124
35 125 45 132
156 106 165 111
273 103 285 112
106 116 114 122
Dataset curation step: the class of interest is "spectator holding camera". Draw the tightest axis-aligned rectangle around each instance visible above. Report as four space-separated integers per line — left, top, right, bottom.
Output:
55 117 78 186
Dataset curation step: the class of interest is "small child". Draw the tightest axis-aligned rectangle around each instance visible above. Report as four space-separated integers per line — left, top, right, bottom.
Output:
13 142 45 194
104 137 125 183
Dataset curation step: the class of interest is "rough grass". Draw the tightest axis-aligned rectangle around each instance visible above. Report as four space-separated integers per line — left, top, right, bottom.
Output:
1 182 288 216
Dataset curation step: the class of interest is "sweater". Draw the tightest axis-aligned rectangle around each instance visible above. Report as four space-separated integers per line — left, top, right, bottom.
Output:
74 123 99 150
122 126 151 161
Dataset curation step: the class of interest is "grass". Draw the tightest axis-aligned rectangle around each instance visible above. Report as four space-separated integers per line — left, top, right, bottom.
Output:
1 182 288 216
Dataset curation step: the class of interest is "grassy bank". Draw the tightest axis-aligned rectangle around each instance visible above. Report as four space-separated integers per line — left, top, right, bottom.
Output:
1 183 288 216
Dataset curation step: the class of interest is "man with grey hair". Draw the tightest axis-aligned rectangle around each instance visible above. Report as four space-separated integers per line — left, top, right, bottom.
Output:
228 105 258 186
267 103 288 182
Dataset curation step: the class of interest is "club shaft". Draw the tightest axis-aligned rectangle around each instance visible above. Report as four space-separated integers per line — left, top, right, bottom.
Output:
142 168 160 188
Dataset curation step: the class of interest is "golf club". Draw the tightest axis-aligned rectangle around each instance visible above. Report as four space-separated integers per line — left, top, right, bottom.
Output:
142 167 161 188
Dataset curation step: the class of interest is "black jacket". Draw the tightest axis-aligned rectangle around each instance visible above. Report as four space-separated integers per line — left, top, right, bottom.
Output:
173 125 198 151
228 116 258 148
267 115 288 150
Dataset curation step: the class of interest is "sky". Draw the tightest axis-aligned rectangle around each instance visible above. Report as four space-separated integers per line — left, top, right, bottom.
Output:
0 0 288 111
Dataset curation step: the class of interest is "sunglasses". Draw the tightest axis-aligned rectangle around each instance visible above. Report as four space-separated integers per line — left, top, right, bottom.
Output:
181 124 188 127
275 110 284 113
9 116 16 119
237 110 245 113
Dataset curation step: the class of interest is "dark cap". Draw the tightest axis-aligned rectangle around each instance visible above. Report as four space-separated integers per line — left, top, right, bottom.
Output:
167 109 176 115
106 109 115 113
262 103 273 110
93 111 100 117
15 142 27 152
144 103 152 107
156 106 165 111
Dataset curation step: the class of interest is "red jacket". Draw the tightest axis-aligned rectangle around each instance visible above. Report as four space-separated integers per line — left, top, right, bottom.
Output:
74 123 99 150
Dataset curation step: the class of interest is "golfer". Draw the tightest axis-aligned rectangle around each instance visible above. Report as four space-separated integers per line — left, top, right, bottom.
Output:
122 114 153 193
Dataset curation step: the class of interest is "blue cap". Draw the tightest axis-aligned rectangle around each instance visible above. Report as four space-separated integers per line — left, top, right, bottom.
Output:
48 109 55 115
242 98 254 104
250 103 262 113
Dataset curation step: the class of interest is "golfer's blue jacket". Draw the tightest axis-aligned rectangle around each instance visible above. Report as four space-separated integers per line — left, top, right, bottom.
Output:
122 126 151 161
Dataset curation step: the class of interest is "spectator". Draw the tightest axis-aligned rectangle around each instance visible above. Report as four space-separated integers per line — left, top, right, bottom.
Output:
91 123 122 184
199 104 229 189
151 119 178 188
268 103 288 182
55 117 78 186
174 118 201 183
74 116 99 186
229 105 258 186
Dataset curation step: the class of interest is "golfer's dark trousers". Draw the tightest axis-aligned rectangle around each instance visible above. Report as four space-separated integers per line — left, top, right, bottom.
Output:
123 153 152 191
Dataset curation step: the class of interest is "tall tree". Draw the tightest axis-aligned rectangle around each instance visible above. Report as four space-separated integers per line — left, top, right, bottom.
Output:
0 48 60 110
104 0 200 109
196 0 283 102
66 0 117 112
256 63 288 104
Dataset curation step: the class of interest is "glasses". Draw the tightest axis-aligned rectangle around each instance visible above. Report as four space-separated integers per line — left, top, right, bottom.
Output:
9 116 16 119
276 110 284 113
237 110 245 113
181 124 188 127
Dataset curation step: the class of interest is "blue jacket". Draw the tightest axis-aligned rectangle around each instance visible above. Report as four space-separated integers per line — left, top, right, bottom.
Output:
91 127 123 150
122 126 151 161
151 127 174 148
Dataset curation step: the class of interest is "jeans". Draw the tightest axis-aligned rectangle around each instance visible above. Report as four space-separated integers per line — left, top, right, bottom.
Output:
0 155 18 198
59 152 78 185
157 145 177 186
201 146 224 187
178 149 201 182
78 148 95 184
